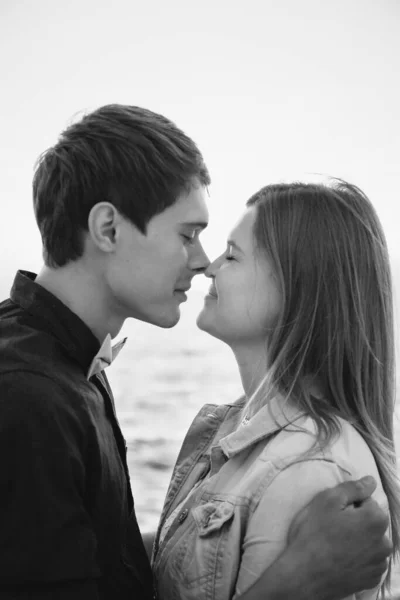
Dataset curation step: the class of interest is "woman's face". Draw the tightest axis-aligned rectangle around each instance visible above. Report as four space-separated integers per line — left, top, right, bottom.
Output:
197 206 282 346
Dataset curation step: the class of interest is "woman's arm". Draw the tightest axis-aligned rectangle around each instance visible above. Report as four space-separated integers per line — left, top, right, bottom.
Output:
234 459 348 597
236 476 391 600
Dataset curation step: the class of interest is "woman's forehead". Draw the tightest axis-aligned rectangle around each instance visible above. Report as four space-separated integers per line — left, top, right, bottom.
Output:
228 207 257 248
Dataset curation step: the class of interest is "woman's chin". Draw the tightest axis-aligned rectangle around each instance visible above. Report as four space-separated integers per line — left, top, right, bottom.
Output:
196 309 216 335
196 309 210 332
196 311 227 343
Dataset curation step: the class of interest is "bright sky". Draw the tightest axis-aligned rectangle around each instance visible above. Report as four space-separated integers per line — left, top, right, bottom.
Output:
1 0 399 297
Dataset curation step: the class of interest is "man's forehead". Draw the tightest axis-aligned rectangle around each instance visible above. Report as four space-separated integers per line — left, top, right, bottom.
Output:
175 201 209 230
168 183 209 227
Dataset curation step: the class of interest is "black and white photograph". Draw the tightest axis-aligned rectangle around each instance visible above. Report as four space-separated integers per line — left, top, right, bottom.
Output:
0 1 399 598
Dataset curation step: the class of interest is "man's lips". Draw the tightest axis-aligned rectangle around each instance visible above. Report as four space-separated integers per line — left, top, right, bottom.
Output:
207 287 218 298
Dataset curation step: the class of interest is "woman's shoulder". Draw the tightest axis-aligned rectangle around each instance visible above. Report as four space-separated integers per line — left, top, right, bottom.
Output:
325 415 383 482
263 413 381 484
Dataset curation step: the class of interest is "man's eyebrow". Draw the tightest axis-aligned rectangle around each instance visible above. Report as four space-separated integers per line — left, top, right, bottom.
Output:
227 239 244 253
180 221 208 230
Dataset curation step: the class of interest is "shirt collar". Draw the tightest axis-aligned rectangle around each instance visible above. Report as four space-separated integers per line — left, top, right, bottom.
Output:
86 333 127 379
219 394 306 459
10 270 126 377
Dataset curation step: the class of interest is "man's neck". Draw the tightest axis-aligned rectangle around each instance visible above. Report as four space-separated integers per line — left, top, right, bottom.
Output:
35 263 124 343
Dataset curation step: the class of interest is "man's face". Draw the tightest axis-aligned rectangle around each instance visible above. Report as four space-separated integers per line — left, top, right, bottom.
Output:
106 183 210 327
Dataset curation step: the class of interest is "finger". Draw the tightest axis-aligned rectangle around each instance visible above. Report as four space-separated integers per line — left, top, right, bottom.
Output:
356 499 391 536
334 476 377 508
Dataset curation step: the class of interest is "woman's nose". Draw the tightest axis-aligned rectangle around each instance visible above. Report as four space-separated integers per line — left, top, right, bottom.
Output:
205 256 222 278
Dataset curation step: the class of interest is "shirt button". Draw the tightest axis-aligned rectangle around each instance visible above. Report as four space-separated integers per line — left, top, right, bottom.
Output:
178 509 189 524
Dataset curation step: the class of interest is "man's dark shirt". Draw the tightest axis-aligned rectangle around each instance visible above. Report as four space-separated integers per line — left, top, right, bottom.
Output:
0 271 153 599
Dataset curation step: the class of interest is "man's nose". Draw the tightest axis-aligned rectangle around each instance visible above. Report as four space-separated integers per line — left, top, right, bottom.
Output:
190 243 211 274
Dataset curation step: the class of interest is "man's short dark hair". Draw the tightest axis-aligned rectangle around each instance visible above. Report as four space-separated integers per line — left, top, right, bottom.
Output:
33 104 211 267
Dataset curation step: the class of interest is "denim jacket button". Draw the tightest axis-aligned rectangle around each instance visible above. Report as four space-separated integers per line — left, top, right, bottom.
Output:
178 508 189 524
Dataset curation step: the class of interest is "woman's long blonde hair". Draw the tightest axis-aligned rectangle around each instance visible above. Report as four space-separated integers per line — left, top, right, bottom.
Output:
247 180 399 594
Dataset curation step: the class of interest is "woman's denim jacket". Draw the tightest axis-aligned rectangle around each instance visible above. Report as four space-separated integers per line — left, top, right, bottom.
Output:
152 396 388 600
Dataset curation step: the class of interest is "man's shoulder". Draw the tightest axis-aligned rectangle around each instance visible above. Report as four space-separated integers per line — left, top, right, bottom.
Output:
0 311 93 416
0 306 77 377
0 368 69 396
0 295 21 322
0 370 93 450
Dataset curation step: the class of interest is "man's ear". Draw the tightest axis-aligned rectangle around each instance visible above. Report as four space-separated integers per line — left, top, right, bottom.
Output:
87 202 121 253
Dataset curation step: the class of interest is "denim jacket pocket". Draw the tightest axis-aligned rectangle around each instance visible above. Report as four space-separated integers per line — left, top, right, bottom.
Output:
158 498 239 600
192 500 235 536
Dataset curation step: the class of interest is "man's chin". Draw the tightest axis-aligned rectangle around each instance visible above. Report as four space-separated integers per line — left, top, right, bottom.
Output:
153 309 181 329
157 316 180 329
129 307 181 329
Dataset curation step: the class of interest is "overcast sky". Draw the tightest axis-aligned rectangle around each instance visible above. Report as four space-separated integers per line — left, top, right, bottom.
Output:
1 0 399 298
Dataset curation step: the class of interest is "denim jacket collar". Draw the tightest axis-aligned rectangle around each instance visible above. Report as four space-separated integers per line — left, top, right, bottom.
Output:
219 394 306 458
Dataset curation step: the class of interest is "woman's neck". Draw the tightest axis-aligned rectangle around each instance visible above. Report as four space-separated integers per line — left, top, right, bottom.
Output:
231 342 270 402
231 342 327 418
